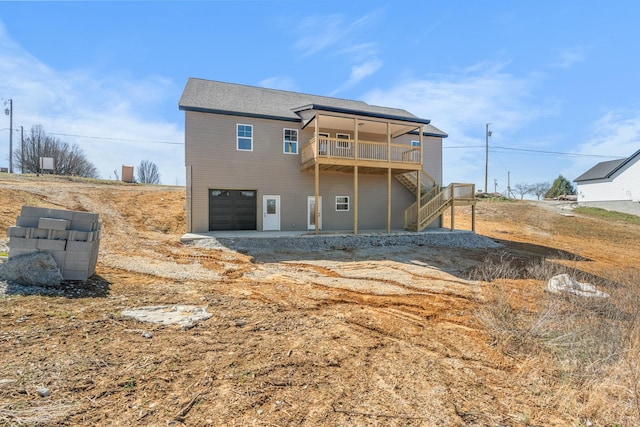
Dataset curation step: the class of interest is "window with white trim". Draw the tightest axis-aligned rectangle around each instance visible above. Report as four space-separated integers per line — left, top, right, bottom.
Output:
237 124 253 151
336 196 350 211
411 140 421 147
336 133 351 149
283 128 298 154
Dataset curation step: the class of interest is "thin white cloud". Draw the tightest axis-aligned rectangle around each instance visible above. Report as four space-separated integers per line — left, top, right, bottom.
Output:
365 62 543 136
567 111 640 179
294 10 382 57
330 43 383 96
0 22 184 185
581 111 640 156
330 59 382 96
551 47 587 69
362 62 549 185
259 76 299 92
293 11 385 95
295 14 351 57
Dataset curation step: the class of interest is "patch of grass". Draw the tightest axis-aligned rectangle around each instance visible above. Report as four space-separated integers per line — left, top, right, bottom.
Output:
574 206 640 225
476 193 514 202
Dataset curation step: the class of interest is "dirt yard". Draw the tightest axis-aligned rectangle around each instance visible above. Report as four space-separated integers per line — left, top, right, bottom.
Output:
0 175 639 426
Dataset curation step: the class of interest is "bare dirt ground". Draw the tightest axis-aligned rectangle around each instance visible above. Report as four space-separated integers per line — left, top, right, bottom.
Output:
0 175 639 426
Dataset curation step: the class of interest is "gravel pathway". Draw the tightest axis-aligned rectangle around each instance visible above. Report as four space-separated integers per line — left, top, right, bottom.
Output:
193 230 502 253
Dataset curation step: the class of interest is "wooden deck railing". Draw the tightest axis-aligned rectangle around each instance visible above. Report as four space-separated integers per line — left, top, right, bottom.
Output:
301 137 421 166
404 183 476 231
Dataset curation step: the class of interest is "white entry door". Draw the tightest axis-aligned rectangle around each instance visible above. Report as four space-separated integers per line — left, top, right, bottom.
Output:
263 195 280 231
307 196 322 230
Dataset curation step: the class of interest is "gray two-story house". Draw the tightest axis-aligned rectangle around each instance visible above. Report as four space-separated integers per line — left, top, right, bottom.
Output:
179 78 474 234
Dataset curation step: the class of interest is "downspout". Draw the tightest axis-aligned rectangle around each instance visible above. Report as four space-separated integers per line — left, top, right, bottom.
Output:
387 122 392 233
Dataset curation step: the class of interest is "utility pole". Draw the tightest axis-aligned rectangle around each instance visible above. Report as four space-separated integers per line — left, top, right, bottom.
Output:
485 123 491 193
4 99 12 173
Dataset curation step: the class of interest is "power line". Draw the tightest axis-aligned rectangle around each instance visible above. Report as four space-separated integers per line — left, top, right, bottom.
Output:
3 127 627 158
492 145 623 158
2 128 183 145
47 132 183 145
444 144 623 159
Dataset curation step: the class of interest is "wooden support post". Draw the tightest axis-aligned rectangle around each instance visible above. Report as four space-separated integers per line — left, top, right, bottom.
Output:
387 168 392 234
354 118 359 235
354 118 359 161
471 184 476 233
416 168 421 230
387 122 391 163
314 162 319 235
354 165 359 234
471 204 476 233
450 185 455 231
315 115 319 157
419 125 424 167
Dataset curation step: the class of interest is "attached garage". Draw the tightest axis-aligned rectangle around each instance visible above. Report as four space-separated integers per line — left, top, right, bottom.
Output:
208 189 257 231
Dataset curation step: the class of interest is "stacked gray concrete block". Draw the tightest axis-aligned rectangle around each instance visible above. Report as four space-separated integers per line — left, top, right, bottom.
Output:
7 206 101 281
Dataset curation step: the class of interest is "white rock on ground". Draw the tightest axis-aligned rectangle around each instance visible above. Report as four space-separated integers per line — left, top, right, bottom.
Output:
121 305 213 328
546 273 609 298
0 251 63 287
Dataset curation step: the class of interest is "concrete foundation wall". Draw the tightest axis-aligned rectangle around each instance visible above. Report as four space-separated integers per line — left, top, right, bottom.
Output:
578 200 640 217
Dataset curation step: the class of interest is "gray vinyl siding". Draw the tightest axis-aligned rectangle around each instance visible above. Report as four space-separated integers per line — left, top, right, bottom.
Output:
185 111 443 233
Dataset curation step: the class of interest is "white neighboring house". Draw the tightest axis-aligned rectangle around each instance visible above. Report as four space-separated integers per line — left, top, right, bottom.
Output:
574 148 640 216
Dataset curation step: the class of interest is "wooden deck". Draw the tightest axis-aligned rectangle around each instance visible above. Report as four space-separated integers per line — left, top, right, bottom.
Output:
300 137 422 174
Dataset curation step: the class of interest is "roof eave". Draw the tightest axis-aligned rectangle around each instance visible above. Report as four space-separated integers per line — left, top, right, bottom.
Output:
293 104 431 125
606 148 640 178
179 105 300 123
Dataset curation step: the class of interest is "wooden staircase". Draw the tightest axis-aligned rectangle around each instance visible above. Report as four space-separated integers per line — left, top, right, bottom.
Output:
395 170 439 201
397 170 476 232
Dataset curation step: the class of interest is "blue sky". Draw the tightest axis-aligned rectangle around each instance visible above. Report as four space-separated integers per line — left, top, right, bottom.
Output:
1 1 639 190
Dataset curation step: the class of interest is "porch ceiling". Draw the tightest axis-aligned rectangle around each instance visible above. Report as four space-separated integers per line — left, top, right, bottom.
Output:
305 114 420 138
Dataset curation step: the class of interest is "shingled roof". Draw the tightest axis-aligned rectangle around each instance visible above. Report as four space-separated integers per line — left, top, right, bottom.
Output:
574 148 640 182
179 78 446 137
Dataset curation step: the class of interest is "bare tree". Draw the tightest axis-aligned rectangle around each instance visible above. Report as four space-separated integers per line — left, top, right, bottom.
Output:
514 183 533 200
533 182 551 200
14 125 99 178
137 160 160 184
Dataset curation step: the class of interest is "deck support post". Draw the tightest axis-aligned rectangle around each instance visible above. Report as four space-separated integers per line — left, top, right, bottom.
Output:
387 168 392 233
354 165 359 234
416 167 422 230
419 125 424 166
354 118 359 161
450 185 455 231
314 162 319 235
471 203 476 232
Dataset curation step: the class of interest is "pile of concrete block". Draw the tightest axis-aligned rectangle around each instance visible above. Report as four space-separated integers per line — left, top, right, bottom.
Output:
7 206 101 281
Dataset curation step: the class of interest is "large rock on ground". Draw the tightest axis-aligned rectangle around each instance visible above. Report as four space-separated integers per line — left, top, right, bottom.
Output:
121 305 213 328
546 273 609 298
0 251 63 287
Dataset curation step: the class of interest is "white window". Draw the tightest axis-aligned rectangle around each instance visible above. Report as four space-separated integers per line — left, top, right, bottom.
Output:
411 140 420 147
237 124 253 151
283 128 298 154
336 133 351 149
336 196 350 211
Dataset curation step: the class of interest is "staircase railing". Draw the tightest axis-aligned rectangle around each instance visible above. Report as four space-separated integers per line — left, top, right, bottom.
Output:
404 183 475 231
395 170 438 196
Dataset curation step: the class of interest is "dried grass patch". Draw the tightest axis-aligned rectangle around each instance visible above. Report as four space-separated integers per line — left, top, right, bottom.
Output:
476 259 640 426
